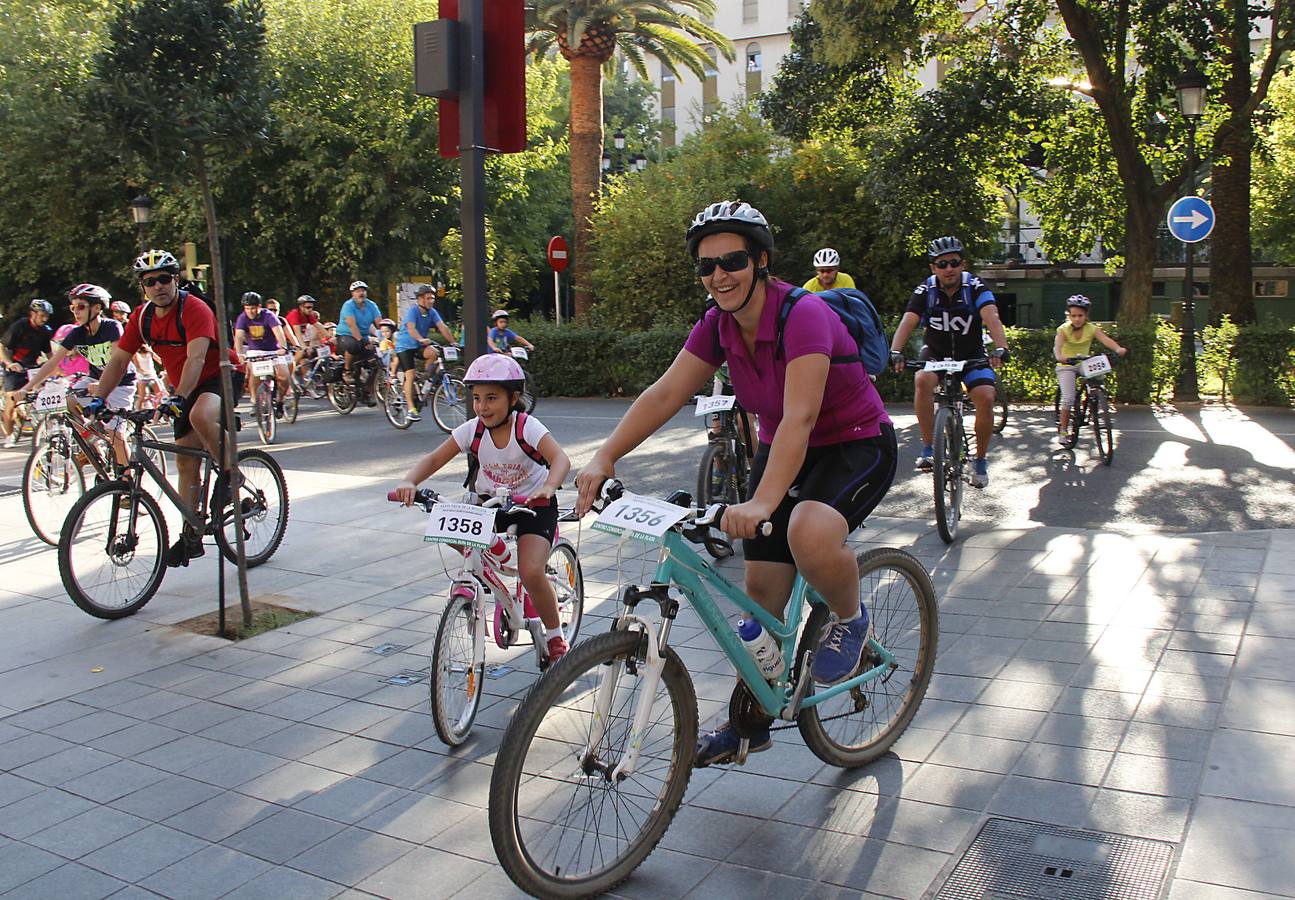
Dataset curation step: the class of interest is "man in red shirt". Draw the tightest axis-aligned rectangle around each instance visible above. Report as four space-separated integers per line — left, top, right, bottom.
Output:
90 249 243 566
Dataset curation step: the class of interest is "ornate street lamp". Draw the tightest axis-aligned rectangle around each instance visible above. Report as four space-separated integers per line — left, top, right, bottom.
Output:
1174 63 1207 402
129 192 154 252
613 129 626 151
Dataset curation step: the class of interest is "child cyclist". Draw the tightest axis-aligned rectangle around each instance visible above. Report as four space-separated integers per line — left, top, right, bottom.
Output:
1054 295 1126 447
394 354 574 663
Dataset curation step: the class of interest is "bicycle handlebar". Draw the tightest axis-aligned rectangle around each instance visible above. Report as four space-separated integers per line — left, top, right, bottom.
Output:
595 479 773 539
387 489 538 516
902 357 992 373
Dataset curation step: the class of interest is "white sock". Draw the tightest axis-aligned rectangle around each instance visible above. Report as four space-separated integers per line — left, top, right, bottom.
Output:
545 626 564 641
839 611 861 623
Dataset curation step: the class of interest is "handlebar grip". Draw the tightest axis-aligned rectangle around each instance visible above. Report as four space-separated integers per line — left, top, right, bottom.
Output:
387 491 401 502
757 520 773 538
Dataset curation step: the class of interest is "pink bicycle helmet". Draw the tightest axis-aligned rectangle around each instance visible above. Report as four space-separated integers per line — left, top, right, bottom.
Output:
463 353 525 389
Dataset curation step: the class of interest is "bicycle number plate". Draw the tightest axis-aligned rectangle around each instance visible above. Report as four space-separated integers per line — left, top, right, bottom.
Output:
424 502 495 549
442 346 460 362
1080 355 1111 378
316 345 332 358
694 394 737 416
34 384 67 413
510 347 529 361
924 359 965 373
592 494 689 543
250 359 277 377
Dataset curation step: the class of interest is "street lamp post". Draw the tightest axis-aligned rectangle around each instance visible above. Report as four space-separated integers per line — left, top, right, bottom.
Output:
601 130 648 183
1174 65 1206 402
129 192 154 252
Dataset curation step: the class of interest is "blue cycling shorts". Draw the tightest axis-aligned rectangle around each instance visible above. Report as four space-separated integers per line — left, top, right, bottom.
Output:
961 367 996 390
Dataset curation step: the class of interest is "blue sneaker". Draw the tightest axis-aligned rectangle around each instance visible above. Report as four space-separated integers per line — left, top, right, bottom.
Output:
970 457 989 488
812 610 872 685
915 445 934 471
694 721 771 768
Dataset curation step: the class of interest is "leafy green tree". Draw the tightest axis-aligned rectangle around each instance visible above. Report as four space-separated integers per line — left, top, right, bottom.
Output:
1255 70 1295 263
525 0 731 318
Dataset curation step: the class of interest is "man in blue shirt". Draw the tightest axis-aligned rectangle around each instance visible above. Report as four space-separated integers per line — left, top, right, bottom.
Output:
335 280 383 383
395 284 455 421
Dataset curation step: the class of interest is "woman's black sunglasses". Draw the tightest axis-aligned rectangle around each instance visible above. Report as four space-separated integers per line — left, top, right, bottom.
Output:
695 250 751 277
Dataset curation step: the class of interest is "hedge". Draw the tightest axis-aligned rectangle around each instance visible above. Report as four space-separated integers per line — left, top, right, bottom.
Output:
514 317 1292 406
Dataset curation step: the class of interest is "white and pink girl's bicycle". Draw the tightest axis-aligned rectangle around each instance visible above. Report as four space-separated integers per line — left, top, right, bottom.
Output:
388 486 584 746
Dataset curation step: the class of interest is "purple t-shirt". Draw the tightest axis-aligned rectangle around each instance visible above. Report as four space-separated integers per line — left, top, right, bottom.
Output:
683 278 890 447
234 309 282 352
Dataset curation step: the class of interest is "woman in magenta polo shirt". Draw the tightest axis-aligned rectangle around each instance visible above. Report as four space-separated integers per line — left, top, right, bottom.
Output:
576 200 897 766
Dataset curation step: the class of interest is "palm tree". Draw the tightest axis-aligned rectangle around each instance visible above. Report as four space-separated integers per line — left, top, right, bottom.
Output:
527 0 732 318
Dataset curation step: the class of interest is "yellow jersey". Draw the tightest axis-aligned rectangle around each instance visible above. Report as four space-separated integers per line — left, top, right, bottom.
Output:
1057 322 1098 359
802 272 857 293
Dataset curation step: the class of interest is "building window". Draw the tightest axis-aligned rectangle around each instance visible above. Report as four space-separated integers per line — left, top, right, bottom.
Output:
743 0 758 24
746 44 762 98
703 47 718 123
661 107 676 148
660 72 676 148
1255 279 1289 297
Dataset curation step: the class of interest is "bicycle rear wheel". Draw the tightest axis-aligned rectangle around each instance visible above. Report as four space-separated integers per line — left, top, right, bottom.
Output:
58 482 168 619
488 629 696 898
24 435 86 546
993 388 1008 435
796 548 939 767
284 384 300 424
695 442 736 559
327 380 356 414
1093 391 1114 465
430 589 484 746
382 377 411 429
932 406 963 544
254 382 275 445
432 377 468 433
521 369 539 413
547 539 585 643
214 448 289 567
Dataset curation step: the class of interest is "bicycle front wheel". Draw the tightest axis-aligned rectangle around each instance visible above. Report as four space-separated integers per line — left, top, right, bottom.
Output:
993 390 1008 435
432 377 468 433
24 435 86 546
254 382 275 445
548 539 584 644
58 482 168 619
796 547 939 767
382 377 411 429
284 384 300 424
327 381 356 414
214 448 289 567
431 589 484 746
1093 391 1114 465
521 369 539 413
932 406 963 544
489 629 696 898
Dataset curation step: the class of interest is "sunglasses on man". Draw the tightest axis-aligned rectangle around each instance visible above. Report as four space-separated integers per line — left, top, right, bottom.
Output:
934 258 964 270
695 249 752 278
140 273 174 287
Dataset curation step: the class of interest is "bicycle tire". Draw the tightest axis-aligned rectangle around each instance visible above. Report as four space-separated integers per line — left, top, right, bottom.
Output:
796 547 939 767
1068 392 1084 446
327 381 356 414
548 539 585 644
1052 387 1061 427
23 435 86 546
993 389 1008 435
430 590 484 746
382 376 412 429
284 384 300 424
932 406 962 544
1094 391 1114 465
58 482 168 620
521 369 539 414
488 629 696 898
695 443 736 559
254 382 275 445
213 448 289 568
432 377 468 433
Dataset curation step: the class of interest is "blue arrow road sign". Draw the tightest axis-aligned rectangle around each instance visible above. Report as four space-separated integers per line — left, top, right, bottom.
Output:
1167 196 1215 243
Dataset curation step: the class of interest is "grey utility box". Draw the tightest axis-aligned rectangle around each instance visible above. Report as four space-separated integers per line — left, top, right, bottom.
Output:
414 20 459 99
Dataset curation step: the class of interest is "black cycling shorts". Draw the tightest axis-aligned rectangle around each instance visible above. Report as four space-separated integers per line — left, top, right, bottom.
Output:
742 423 897 566
174 372 245 440
3 370 30 393
495 499 559 545
397 348 427 373
336 335 372 359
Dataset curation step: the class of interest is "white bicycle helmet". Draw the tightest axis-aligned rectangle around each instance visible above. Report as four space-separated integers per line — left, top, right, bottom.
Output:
1066 294 1092 310
349 280 368 291
685 200 774 258
812 248 840 268
491 309 510 320
69 283 113 304
133 249 180 274
110 300 131 315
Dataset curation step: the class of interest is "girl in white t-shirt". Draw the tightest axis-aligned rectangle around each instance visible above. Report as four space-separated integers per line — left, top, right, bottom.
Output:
395 354 572 662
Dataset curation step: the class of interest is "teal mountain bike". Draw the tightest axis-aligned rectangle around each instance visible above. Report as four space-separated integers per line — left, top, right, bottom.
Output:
488 481 937 898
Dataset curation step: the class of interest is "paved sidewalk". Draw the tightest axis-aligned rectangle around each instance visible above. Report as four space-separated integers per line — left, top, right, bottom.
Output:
0 468 1292 898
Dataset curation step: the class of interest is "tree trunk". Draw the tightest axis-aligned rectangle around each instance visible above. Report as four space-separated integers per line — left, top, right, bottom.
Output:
1120 194 1158 321
567 53 603 319
1209 0 1257 324
193 143 253 631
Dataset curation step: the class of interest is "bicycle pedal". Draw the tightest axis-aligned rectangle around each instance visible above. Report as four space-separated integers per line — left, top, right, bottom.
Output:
735 738 751 765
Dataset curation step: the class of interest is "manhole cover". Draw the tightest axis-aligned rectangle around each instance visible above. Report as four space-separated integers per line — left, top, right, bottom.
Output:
937 819 1174 899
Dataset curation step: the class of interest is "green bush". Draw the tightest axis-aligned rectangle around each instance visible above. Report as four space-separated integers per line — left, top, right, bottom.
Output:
1200 315 1239 401
1233 323 1295 405
1105 319 1179 404
515 319 690 397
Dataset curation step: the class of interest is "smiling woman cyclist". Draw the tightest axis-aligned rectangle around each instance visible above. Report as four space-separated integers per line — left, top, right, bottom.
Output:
575 200 898 766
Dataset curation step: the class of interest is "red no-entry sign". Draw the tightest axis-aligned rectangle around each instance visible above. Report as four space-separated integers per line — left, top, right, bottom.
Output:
547 235 569 272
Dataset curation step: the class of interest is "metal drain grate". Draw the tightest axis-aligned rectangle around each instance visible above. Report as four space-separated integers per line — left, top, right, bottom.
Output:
937 818 1174 899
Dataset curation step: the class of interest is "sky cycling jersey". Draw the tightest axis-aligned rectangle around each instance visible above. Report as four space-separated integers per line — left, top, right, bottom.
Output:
904 271 996 360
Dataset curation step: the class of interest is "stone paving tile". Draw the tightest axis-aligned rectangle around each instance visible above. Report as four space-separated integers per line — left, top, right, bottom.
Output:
2 861 128 899
87 722 184 759
1011 742 1112 786
0 772 43 808
58 759 169 806
354 791 474 846
11 746 119 788
220 865 345 900
691 768 804 819
286 827 415 887
249 721 348 759
1085 788 1193 843
1033 711 1127 752
71 680 156 711
25 804 151 860
0 839 66 893
299 734 404 776
42 710 137 745
1177 796 1295 896
162 791 281 842
0 732 76 771
137 844 273 900
772 782 883 834
987 774 1099 826
107 689 198 722
196 711 293 746
1102 752 1203 798
234 761 347 805
78 823 207 883
685 860 827 899
182 747 289 790
0 788 98 840
291 778 410 825
1 700 96 732
108 774 224 822
1201 730 1295 807
222 808 345 865
355 845 491 899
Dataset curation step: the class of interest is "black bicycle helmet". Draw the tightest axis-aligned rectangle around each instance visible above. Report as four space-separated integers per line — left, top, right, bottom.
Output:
241 291 262 306
927 236 964 260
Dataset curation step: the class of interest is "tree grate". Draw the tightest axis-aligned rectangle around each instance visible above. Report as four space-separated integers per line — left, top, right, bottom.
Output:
936 818 1174 899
